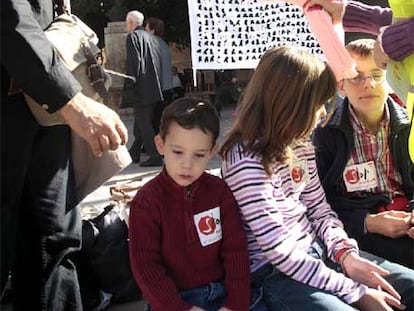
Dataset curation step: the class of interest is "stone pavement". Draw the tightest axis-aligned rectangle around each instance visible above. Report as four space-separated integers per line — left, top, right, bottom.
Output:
82 104 237 311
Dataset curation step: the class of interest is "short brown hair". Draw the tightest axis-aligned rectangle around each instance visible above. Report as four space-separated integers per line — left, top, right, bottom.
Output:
145 17 165 37
159 97 220 148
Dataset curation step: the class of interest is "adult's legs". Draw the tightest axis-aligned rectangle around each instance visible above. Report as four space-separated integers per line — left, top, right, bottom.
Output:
134 105 162 165
1 95 36 295
1 96 82 310
129 108 144 162
13 125 82 311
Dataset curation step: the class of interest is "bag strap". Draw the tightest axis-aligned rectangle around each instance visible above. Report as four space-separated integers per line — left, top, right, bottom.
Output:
81 43 109 99
53 0 67 15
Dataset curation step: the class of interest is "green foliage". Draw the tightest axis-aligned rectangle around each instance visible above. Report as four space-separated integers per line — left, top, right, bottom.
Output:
71 0 190 47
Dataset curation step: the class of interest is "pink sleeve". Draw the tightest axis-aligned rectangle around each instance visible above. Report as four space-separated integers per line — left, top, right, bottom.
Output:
304 5 357 81
285 0 357 81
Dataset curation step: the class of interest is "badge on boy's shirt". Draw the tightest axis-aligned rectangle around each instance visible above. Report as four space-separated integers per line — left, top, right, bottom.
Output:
290 159 308 191
343 161 378 192
194 207 222 246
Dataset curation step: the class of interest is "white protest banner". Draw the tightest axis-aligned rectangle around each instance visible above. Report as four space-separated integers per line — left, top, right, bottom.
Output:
187 0 324 71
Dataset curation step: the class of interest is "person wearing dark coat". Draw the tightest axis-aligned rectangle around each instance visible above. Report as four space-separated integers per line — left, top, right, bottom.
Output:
1 0 128 309
121 10 164 167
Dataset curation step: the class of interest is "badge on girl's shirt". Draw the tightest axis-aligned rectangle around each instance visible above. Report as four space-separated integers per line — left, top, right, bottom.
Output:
194 207 222 246
290 159 308 191
343 161 378 192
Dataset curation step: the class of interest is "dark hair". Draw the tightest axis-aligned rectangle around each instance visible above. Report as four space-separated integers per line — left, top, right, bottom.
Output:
145 17 165 37
219 46 337 175
159 97 220 147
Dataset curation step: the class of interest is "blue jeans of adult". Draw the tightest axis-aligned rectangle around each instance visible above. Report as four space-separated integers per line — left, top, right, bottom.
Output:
1 96 82 310
250 240 414 311
145 281 226 311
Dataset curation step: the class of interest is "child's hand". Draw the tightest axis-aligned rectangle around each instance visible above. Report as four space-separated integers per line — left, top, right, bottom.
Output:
217 308 233 311
353 287 405 311
303 0 345 24
365 211 411 238
189 307 206 311
342 252 400 301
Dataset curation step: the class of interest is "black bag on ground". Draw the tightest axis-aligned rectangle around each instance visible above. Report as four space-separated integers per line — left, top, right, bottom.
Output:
76 203 141 309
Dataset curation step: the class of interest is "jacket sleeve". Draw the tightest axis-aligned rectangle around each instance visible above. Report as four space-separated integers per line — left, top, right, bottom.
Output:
125 33 140 79
1 0 81 113
382 17 414 61
343 1 392 35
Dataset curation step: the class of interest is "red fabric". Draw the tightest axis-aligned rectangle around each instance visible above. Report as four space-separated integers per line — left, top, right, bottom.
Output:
389 93 406 108
377 196 409 212
128 169 250 311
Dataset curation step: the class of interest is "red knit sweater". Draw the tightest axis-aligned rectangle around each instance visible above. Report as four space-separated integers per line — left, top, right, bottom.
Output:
128 168 250 311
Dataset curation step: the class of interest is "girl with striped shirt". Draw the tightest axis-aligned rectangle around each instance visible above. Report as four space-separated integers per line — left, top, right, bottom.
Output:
219 46 414 311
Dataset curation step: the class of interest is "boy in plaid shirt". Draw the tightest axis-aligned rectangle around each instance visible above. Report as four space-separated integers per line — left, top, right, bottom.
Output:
313 38 414 269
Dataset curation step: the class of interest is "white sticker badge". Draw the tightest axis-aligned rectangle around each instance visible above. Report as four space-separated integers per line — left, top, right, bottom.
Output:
290 159 308 191
194 207 222 247
343 161 378 192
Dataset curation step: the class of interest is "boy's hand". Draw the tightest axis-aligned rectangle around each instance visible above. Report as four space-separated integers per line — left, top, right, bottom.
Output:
353 287 405 311
342 252 401 301
365 211 411 238
188 307 206 311
217 308 233 311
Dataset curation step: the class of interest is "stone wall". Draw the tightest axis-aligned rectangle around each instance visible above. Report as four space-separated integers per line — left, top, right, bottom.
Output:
103 22 128 111
103 22 192 111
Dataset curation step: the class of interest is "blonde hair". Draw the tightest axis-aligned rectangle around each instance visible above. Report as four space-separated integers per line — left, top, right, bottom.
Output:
345 38 375 58
219 46 336 175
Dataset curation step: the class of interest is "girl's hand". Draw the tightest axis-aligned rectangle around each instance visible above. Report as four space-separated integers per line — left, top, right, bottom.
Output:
217 308 233 311
353 287 405 311
189 307 206 311
342 252 400 301
303 0 345 25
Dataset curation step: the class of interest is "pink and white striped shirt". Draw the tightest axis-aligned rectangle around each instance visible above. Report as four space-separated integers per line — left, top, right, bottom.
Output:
221 141 367 304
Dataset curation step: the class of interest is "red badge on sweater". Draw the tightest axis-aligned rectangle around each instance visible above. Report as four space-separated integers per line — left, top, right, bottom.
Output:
194 207 222 246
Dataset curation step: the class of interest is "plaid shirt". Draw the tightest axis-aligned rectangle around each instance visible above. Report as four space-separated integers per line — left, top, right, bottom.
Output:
346 103 404 198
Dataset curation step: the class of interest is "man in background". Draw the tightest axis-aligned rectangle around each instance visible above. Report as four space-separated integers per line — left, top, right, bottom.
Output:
122 10 163 166
145 17 174 134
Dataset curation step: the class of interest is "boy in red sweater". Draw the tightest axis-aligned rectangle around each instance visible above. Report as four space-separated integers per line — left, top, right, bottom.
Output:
128 97 250 311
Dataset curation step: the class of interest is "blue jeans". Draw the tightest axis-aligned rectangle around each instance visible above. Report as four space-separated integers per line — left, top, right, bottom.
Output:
250 240 414 311
145 281 226 311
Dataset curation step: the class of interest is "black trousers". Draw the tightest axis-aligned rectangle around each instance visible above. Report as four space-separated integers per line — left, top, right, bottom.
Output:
130 104 161 162
1 94 82 310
